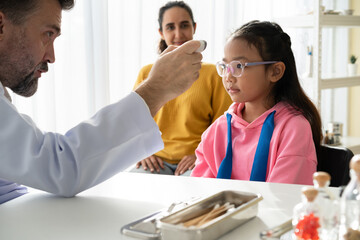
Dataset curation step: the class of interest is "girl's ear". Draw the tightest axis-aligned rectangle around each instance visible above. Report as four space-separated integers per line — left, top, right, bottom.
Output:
269 62 286 83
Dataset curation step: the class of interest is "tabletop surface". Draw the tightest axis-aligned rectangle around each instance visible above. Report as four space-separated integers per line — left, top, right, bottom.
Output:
0 172 335 240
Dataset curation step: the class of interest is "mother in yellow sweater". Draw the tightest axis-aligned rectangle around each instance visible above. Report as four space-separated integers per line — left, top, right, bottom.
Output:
131 1 231 176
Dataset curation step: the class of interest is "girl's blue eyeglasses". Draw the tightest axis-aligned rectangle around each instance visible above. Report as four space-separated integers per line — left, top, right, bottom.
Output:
216 60 278 77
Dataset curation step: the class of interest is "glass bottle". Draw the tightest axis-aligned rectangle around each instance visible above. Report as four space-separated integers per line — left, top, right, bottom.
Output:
339 154 360 240
324 130 330 144
313 172 339 240
293 186 321 240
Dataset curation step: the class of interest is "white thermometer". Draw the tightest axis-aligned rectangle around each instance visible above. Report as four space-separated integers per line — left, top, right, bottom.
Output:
195 40 207 52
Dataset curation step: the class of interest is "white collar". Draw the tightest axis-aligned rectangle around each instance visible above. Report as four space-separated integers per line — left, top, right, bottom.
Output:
0 81 12 102
0 81 5 97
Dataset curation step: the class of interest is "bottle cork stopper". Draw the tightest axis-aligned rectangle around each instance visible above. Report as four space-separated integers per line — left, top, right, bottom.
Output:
302 187 318 202
313 171 331 187
344 228 360 240
350 155 360 173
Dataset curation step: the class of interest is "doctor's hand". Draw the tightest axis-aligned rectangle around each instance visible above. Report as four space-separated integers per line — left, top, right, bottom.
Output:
135 40 203 117
136 155 165 173
175 154 196 176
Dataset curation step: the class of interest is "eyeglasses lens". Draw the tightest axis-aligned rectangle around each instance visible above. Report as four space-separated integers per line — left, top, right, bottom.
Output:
216 62 243 77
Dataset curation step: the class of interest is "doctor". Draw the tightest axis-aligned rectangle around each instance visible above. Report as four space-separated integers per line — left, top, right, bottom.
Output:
0 0 203 204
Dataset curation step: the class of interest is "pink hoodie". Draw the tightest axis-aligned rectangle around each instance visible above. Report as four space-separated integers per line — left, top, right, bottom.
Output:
191 102 317 185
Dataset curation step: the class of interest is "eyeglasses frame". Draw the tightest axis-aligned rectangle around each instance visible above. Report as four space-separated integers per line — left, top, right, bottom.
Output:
216 60 279 77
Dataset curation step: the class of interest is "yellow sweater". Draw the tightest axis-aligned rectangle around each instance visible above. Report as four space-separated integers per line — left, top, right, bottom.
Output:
134 63 232 164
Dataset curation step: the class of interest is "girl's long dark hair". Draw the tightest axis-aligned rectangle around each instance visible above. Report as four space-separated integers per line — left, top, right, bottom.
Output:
157 1 196 53
230 20 322 151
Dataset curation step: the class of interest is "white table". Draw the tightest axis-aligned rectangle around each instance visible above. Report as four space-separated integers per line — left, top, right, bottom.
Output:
0 173 337 240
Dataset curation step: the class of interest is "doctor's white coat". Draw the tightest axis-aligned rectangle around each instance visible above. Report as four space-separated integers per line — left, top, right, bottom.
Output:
0 83 163 198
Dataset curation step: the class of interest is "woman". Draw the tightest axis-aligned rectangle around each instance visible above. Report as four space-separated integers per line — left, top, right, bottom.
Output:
131 1 232 176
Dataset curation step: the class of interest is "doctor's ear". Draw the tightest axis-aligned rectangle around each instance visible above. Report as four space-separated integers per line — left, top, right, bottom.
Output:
0 12 5 37
268 61 285 83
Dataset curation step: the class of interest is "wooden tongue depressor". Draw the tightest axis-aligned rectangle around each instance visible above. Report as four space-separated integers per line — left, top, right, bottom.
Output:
182 202 234 227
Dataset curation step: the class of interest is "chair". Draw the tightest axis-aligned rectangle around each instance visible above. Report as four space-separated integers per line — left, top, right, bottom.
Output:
316 145 354 187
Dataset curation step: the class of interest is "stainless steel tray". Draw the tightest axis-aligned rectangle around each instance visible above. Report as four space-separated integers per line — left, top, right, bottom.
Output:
121 190 262 240
121 198 201 239
158 190 262 240
260 219 294 240
121 211 163 239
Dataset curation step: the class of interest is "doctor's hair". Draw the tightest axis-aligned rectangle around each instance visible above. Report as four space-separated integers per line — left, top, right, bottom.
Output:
229 20 322 151
0 0 74 25
158 1 196 53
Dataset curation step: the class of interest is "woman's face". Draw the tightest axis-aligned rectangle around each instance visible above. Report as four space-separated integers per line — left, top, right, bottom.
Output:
159 7 196 47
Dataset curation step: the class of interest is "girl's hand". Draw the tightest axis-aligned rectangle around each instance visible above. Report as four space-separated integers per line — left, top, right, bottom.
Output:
175 154 196 176
136 155 165 173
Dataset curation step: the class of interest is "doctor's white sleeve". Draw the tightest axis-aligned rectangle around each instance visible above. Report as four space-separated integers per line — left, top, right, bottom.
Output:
0 91 163 197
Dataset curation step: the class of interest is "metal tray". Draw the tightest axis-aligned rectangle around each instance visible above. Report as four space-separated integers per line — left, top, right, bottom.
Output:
121 198 201 239
260 219 294 240
121 190 262 240
158 190 262 240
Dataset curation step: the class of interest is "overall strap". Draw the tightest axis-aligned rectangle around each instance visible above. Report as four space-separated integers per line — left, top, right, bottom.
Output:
216 113 233 179
250 111 276 181
216 111 276 181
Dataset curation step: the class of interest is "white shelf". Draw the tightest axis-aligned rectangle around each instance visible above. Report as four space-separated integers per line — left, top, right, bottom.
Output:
275 15 315 28
320 76 360 89
320 15 360 27
340 136 360 155
276 15 360 28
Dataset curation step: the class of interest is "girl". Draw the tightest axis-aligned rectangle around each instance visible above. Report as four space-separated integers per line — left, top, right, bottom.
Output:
191 20 322 185
131 1 232 176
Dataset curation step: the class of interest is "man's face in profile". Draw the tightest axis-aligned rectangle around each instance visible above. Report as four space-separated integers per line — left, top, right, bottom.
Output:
0 0 62 97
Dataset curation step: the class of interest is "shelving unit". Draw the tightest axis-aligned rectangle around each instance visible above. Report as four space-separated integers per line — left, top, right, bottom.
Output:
275 0 360 154
277 15 360 28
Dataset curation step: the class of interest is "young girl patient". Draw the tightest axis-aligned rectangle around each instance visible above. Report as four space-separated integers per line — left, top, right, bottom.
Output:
191 20 322 185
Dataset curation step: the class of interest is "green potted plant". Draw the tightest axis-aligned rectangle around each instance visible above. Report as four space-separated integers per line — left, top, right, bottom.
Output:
348 55 358 76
